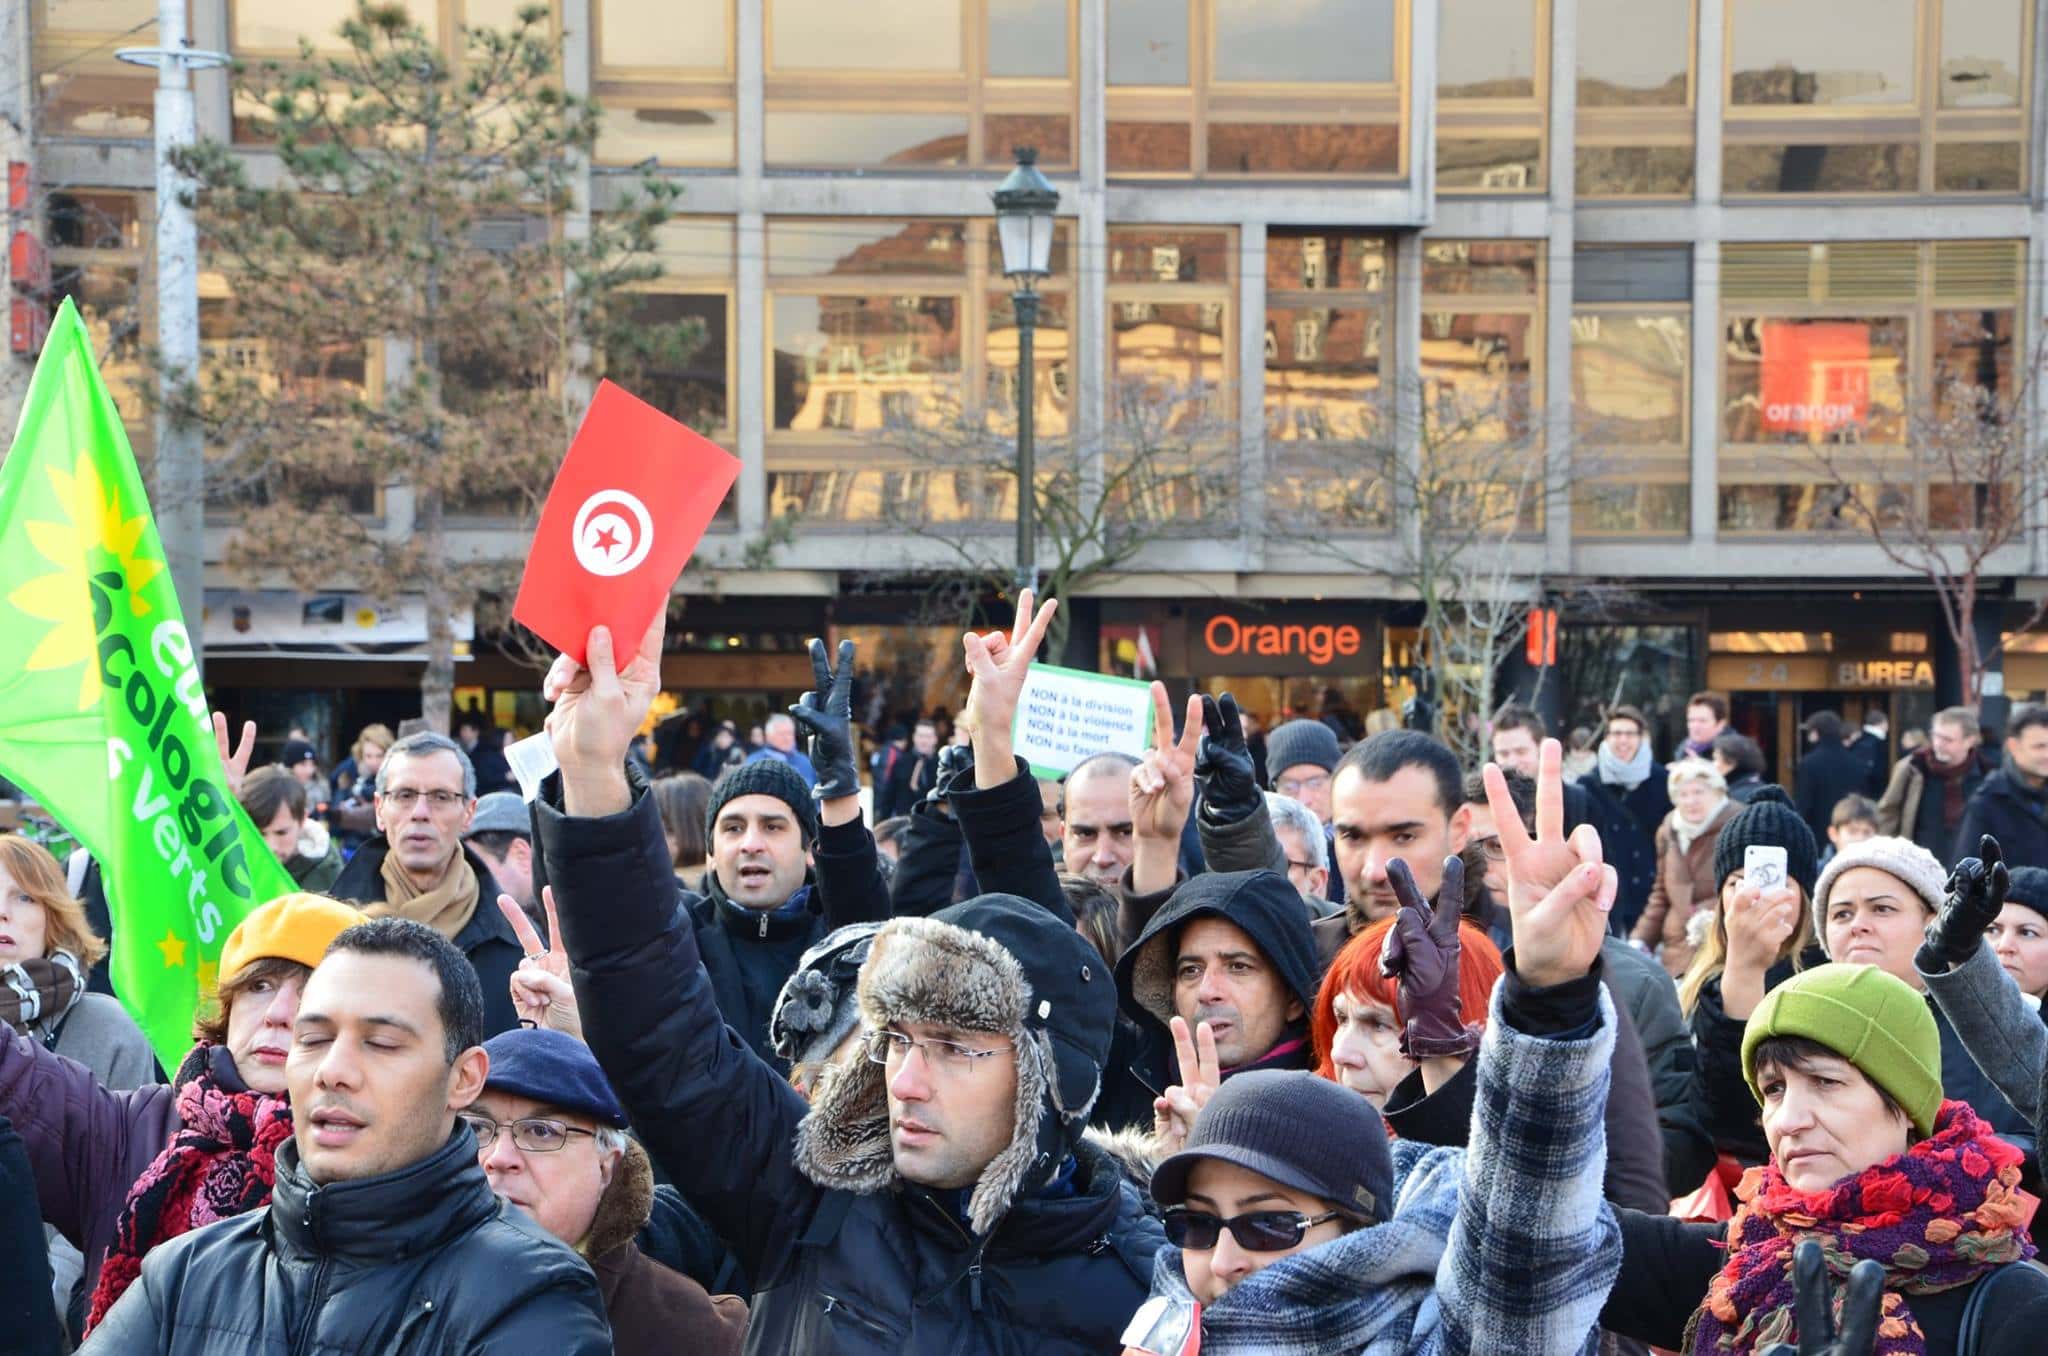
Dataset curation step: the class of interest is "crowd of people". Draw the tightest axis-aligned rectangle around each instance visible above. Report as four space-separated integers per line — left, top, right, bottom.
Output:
6 603 2048 1352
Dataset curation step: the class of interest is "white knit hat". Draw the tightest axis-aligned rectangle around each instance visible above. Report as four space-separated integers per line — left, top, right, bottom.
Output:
1811 835 1946 956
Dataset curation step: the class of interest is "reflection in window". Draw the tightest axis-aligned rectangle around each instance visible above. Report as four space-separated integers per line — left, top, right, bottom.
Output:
1577 0 1687 106
1110 0 1189 85
770 221 967 277
1107 122 1194 172
1437 140 1542 192
765 112 969 167
1721 316 1907 446
1264 232 1391 528
1106 228 1232 285
596 107 735 166
771 0 961 71
772 295 962 433
1723 143 1918 195
986 292 1071 438
1572 309 1689 535
597 0 727 68
1421 240 1539 296
1932 309 2015 411
1577 146 1693 197
618 294 729 433
987 0 1068 78
1438 0 1538 98
1421 312 1535 443
1207 124 1399 175
1941 0 2024 106
1421 237 1542 535
1213 0 1395 85
1728 0 1914 106
235 0 439 50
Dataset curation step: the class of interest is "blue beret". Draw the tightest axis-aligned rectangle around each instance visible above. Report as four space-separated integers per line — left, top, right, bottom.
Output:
480 1028 628 1129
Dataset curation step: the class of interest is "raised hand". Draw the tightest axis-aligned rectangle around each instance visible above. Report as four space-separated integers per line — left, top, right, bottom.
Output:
212 712 257 799
1192 692 1261 826
499 887 581 1041
1920 835 2008 973
920 742 975 820
960 589 1058 748
1483 737 1615 989
1757 1241 1884 1356
1131 683 1203 842
1725 881 1800 975
544 612 666 799
1379 856 1479 1059
1152 1015 1222 1157
790 637 860 802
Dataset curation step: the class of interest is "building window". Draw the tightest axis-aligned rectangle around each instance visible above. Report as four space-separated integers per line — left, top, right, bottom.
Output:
36 0 165 138
1576 0 1693 198
767 220 987 523
1107 0 1405 179
1572 247 1690 536
1419 240 1544 530
1717 240 2024 532
1264 232 1393 529
614 219 736 524
1724 0 2028 195
594 0 735 166
1437 0 1547 193
757 0 1074 171
1104 227 1236 526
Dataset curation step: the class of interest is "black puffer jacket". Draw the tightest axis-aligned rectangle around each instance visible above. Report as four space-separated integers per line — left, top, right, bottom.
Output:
78 1128 609 1354
1955 769 2048 872
539 778 1164 1355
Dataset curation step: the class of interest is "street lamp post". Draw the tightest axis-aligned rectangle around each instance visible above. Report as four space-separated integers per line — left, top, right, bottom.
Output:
991 146 1059 599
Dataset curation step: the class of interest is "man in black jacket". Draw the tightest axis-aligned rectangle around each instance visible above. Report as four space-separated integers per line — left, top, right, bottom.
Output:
537 606 1163 1353
1793 710 1867 844
1956 706 2048 870
80 918 609 1353
330 731 524 1037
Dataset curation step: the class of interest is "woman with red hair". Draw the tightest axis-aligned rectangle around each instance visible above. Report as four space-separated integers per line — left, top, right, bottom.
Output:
1312 910 1505 1109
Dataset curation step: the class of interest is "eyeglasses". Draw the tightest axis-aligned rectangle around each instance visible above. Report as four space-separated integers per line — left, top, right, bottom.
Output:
1276 774 1330 796
1162 1206 1344 1252
459 1112 595 1153
864 1028 1014 1077
1285 859 1320 876
1471 834 1506 862
383 788 468 811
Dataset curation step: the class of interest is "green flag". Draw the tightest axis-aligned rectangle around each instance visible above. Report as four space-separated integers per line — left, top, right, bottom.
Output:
0 297 295 1071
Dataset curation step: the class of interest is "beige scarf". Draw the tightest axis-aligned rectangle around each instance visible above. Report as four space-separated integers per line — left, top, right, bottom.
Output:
371 847 480 940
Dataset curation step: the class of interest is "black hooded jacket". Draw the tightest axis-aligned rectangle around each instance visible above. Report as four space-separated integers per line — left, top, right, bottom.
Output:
1097 871 1323 1135
79 1128 609 1353
537 777 1163 1355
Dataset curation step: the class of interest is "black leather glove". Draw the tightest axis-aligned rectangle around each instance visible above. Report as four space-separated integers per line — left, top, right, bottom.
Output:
920 742 975 820
1758 1240 1884 1356
1194 693 1262 827
1917 835 2008 974
789 638 860 801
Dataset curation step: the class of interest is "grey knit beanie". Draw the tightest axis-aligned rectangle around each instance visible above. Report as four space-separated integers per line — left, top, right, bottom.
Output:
1811 835 1946 955
1264 720 1341 779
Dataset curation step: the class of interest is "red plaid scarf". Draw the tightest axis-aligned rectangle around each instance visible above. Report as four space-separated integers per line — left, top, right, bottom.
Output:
83 1043 292 1333
1686 1100 2035 1354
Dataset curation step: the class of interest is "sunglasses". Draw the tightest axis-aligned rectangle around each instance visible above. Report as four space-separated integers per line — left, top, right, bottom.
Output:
1162 1205 1343 1252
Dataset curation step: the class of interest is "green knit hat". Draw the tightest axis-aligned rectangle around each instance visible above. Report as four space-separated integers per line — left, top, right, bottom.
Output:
1741 963 1943 1139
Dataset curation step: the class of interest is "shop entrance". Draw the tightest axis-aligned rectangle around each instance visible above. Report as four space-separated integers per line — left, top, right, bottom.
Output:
1729 690 1932 787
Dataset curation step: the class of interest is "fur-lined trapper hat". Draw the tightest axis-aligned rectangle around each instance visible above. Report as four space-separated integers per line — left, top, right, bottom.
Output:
794 894 1117 1235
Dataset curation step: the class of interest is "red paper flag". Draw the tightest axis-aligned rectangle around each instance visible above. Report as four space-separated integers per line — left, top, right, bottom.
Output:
513 380 740 664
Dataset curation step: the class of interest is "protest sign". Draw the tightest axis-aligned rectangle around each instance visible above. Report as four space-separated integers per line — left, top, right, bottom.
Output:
513 380 741 665
0 298 296 1071
1011 664 1156 779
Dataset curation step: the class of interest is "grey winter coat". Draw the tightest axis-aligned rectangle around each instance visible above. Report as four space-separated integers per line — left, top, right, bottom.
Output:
1921 940 2048 1150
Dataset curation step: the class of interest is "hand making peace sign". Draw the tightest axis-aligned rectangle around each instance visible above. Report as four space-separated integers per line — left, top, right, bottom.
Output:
497 886 582 1042
1481 736 1615 989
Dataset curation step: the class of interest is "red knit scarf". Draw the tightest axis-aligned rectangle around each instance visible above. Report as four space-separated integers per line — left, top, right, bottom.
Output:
1686 1101 2035 1354
83 1043 293 1332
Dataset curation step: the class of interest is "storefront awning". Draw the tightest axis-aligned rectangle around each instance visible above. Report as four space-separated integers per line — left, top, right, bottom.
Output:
201 590 475 662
